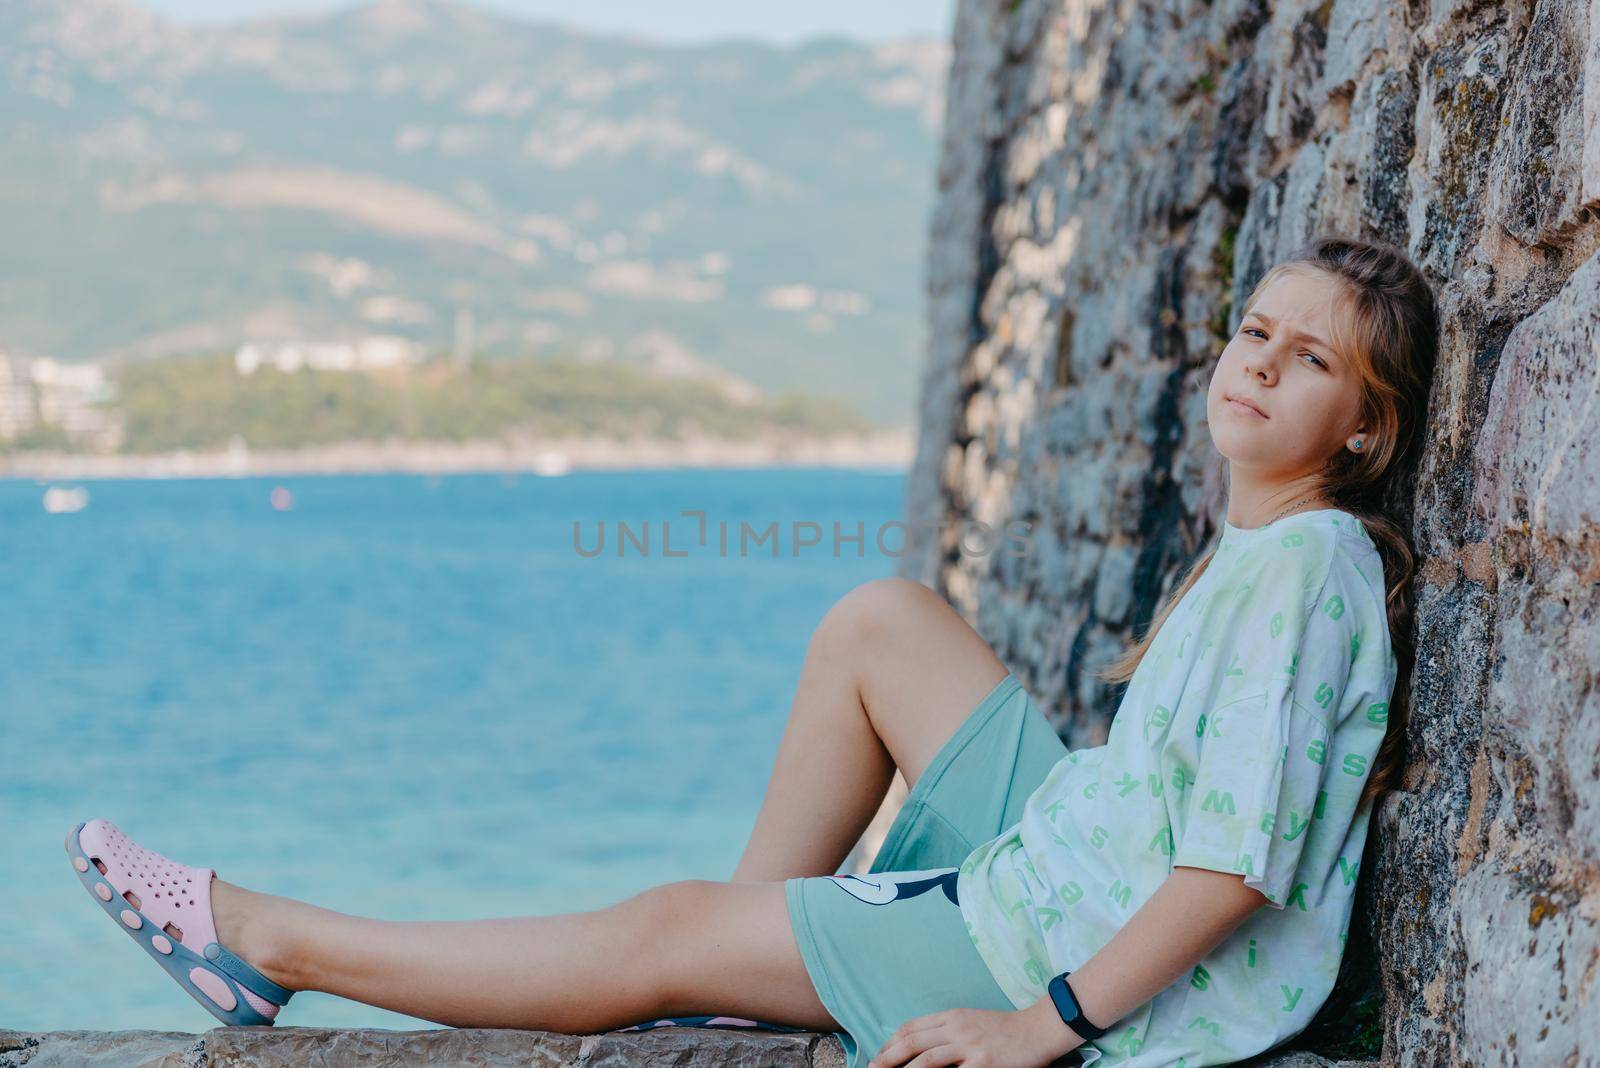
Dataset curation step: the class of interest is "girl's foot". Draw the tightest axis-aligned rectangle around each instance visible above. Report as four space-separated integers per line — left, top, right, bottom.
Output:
66 818 297 1027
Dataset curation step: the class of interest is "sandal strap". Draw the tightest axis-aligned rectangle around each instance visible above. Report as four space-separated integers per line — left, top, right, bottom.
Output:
203 943 294 1005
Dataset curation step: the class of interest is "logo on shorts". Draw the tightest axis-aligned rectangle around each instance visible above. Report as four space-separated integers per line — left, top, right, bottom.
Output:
828 869 961 906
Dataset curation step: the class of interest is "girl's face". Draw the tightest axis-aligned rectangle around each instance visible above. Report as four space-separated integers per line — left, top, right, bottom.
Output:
1206 268 1366 478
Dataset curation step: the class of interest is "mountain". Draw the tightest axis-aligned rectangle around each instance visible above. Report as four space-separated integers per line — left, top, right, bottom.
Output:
0 0 947 427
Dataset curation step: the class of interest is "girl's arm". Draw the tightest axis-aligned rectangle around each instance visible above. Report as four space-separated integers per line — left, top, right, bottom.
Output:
1015 866 1268 1060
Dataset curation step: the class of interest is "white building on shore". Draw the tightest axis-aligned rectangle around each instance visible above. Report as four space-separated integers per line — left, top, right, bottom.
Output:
235 336 421 376
0 353 34 439
0 351 121 450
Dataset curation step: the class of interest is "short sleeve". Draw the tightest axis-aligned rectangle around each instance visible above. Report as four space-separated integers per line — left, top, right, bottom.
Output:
1171 529 1357 908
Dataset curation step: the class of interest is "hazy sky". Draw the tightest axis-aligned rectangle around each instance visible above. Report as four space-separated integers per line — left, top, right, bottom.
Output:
133 0 954 43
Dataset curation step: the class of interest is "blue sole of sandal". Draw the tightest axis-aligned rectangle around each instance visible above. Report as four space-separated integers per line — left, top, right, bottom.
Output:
65 820 288 1027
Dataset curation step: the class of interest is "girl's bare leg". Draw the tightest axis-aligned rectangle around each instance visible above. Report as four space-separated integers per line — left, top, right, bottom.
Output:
211 875 839 1034
184 577 1002 1032
731 577 1010 883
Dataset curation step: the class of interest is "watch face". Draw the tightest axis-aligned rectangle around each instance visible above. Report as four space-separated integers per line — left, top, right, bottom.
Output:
1059 979 1080 1010
1053 974 1103 1040
1049 974 1081 1021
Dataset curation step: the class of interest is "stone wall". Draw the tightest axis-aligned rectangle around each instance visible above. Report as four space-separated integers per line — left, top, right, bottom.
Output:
0 1027 1382 1067
0 1025 843 1067
887 0 1599 1063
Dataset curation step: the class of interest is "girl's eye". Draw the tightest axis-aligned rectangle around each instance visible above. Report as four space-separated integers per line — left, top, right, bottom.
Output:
1241 328 1326 369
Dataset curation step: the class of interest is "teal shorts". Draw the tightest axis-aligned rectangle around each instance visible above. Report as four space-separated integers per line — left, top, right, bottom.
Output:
783 673 1075 1068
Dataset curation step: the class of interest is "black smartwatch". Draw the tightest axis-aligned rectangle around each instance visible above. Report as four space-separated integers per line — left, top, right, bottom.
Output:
1046 971 1107 1041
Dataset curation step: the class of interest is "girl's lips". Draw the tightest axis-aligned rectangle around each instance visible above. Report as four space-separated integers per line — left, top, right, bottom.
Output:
1227 397 1267 419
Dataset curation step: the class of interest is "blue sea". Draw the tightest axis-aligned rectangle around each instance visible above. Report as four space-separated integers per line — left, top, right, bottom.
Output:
0 468 906 1032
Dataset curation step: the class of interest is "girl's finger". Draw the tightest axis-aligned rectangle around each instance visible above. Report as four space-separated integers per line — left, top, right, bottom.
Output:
871 1019 947 1068
899 1015 948 1040
902 1043 963 1068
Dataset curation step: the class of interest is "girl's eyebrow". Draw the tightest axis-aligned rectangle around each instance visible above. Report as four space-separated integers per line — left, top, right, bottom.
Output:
1244 310 1336 355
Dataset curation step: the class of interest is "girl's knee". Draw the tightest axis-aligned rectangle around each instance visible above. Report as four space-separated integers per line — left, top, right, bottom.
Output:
624 879 734 975
624 880 799 1017
630 879 715 933
598 881 716 1017
817 577 936 648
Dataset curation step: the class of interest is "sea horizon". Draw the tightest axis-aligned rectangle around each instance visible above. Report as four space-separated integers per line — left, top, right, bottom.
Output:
0 427 917 482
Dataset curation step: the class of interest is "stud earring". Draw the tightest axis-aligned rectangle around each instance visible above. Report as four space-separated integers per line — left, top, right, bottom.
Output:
1352 439 1363 451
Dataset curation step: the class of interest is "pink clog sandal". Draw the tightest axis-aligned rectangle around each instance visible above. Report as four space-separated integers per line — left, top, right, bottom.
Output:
66 818 294 1027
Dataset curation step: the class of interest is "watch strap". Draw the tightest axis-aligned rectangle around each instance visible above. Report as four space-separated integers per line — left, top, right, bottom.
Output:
1046 971 1108 1041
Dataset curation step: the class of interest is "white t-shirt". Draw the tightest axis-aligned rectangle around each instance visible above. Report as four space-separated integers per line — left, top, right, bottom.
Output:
955 508 1396 1067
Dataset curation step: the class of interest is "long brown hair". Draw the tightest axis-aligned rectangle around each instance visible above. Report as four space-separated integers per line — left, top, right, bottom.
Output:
1094 235 1439 810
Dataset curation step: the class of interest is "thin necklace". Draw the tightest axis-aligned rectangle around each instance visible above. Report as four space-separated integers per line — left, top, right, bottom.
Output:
1259 492 1326 528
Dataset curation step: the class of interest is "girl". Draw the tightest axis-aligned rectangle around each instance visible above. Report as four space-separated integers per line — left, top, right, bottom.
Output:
65 235 1438 1068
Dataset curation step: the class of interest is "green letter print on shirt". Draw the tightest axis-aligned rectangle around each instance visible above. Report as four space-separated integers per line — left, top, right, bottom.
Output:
1113 1026 1145 1057
1283 810 1311 843
1142 702 1173 743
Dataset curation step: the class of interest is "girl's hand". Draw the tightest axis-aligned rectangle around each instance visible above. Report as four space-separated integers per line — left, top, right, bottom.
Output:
866 1004 1075 1068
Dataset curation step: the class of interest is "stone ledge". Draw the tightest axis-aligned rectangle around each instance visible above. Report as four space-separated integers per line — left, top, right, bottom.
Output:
0 1027 1380 1067
1 1026 844 1068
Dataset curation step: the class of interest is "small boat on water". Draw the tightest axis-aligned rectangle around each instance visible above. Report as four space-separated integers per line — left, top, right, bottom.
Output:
42 486 89 514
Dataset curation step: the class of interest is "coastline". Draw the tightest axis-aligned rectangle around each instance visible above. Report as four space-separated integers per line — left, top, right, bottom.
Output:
0 428 916 480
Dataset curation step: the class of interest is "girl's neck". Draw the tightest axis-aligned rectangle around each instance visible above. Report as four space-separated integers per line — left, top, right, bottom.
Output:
1224 478 1334 531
